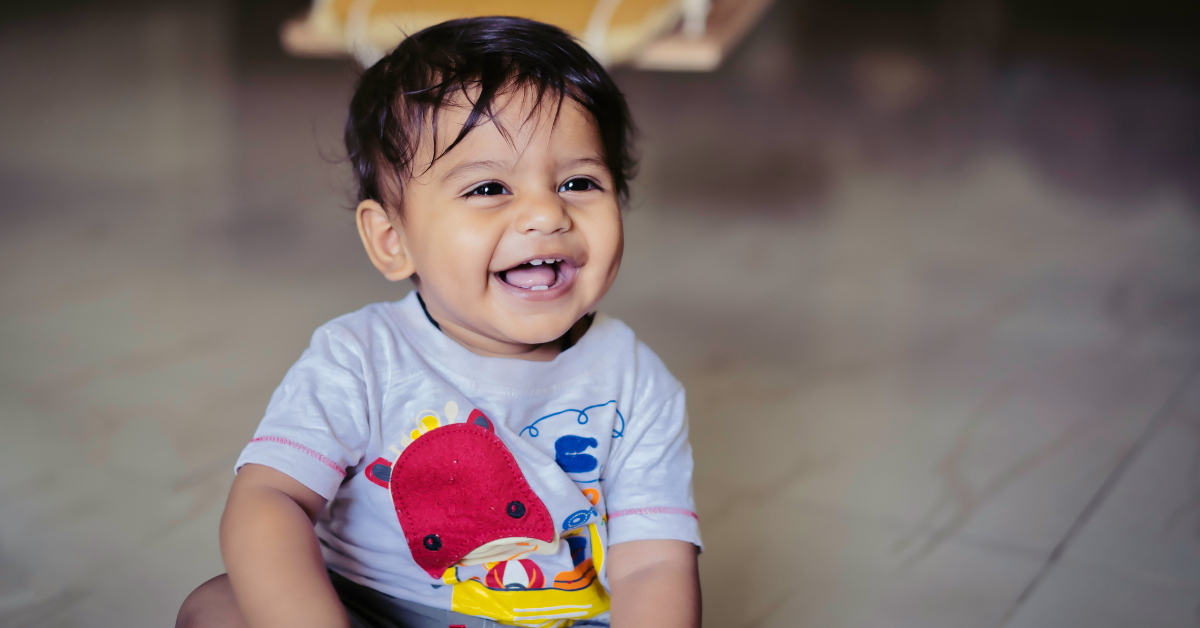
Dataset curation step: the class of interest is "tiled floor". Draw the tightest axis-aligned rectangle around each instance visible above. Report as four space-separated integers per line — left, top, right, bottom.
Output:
2 1 1200 627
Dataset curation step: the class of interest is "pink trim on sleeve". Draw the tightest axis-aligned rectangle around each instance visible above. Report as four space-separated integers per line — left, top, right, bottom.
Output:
608 506 698 520
249 436 346 477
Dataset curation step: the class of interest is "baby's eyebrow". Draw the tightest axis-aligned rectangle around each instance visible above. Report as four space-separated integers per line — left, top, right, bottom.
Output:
440 159 509 183
562 156 607 170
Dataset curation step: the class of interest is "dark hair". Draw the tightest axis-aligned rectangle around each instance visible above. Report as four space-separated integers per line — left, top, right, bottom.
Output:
344 16 636 214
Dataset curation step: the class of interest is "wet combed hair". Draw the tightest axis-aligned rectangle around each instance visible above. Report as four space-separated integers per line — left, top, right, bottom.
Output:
344 16 637 215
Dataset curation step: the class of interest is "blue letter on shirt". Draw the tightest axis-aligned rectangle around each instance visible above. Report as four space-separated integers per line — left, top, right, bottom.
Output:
554 435 598 473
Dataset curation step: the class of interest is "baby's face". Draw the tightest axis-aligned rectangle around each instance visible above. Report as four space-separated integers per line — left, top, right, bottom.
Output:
376 90 623 355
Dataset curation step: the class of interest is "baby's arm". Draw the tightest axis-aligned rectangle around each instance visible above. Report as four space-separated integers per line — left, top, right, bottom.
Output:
220 464 348 628
607 539 701 628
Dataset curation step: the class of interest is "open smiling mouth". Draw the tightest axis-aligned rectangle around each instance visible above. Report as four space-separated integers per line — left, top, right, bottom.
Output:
496 258 577 292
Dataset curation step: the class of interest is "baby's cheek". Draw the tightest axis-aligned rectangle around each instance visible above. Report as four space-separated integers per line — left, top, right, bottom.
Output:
587 206 623 257
435 223 501 285
585 219 624 289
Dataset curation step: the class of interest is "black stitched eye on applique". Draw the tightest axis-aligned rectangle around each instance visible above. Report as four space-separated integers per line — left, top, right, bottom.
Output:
506 501 526 518
423 534 442 551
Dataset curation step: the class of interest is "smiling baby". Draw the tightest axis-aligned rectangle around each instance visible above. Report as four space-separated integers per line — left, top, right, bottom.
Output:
177 16 701 628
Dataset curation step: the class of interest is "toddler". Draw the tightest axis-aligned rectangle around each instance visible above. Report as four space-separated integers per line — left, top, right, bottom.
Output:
177 16 701 628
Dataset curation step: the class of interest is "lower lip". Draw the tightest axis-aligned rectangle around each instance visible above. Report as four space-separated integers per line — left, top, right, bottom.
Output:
491 264 578 302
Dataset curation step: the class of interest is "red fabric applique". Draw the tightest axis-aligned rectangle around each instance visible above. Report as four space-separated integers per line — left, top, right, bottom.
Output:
467 408 493 430
389 415 554 579
364 457 392 488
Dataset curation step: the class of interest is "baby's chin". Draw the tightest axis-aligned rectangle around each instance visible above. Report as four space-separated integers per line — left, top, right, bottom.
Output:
488 310 585 347
495 320 577 347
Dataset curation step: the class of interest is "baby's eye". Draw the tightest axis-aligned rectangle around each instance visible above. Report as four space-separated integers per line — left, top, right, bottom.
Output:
559 178 597 193
469 182 508 196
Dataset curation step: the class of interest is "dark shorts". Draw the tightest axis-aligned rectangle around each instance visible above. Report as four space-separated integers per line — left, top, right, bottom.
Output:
329 570 500 628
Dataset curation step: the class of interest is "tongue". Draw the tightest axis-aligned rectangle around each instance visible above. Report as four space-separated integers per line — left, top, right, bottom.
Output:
503 265 556 288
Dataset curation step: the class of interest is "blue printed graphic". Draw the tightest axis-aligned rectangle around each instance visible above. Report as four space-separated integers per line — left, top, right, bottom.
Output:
566 536 588 566
563 508 597 530
554 436 599 473
519 400 625 439
570 464 604 484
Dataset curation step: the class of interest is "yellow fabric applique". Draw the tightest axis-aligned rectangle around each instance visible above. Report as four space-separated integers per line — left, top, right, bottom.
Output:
443 523 610 627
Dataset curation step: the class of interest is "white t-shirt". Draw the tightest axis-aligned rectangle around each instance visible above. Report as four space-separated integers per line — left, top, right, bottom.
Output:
235 291 701 626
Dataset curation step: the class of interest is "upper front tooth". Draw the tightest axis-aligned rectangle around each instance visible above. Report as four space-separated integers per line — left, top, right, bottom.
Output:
530 260 543 266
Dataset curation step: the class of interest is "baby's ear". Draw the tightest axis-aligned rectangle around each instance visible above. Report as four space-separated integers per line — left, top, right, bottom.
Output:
356 200 414 281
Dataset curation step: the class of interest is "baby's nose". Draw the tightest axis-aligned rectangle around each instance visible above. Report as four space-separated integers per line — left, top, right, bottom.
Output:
514 191 571 235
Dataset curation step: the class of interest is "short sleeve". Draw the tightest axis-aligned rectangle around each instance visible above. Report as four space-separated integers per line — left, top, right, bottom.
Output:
235 325 374 500
604 387 703 550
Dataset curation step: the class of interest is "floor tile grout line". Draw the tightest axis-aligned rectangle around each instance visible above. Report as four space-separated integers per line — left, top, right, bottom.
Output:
990 363 1200 628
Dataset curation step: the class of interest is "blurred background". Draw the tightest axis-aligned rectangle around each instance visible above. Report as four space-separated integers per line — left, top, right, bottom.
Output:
3 0 1200 626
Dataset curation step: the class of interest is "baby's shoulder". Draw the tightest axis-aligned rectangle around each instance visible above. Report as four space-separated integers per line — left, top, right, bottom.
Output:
301 300 425 378
314 301 403 340
588 314 682 407
307 301 398 348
